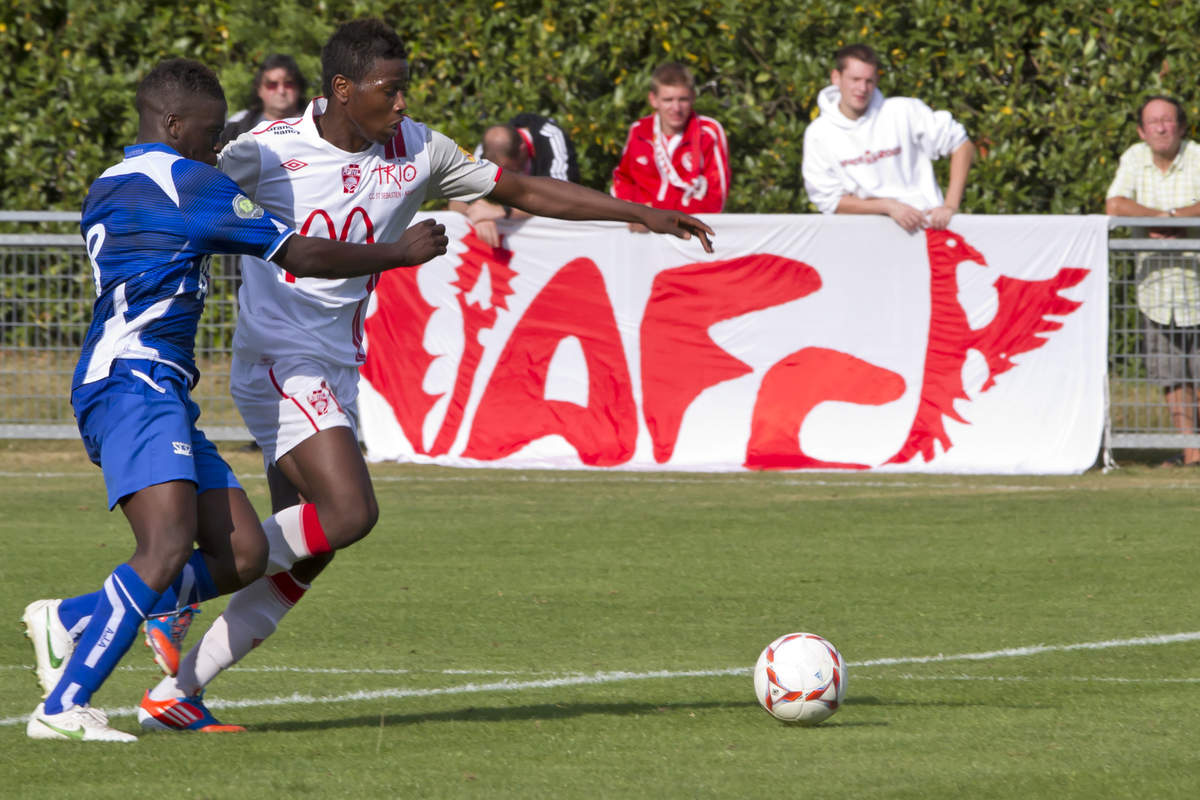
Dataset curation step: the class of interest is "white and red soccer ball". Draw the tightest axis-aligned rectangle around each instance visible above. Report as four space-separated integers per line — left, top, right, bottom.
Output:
753 632 847 725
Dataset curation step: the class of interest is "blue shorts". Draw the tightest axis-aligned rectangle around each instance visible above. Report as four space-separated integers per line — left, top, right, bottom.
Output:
72 359 240 509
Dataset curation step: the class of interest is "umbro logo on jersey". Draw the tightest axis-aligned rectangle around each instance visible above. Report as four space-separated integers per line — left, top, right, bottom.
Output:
281 159 308 172
172 441 193 456
636 155 649 165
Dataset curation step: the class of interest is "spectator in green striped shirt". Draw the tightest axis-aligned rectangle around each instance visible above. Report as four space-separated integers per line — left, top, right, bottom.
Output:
1107 95 1200 466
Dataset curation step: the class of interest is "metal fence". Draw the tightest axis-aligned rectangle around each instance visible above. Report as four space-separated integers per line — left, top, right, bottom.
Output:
1106 215 1200 454
0 211 247 440
2 211 1197 460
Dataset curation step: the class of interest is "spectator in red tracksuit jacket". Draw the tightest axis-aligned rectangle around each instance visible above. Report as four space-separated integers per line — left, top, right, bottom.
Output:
611 62 730 231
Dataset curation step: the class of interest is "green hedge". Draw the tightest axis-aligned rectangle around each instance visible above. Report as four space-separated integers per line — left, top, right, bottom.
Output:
1 0 1195 215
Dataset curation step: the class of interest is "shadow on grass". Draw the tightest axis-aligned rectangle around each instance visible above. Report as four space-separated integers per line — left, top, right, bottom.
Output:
253 698 755 732
252 698 910 733
245 695 1029 734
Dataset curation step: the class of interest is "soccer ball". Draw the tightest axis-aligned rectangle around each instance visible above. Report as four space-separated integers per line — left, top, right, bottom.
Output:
753 632 847 725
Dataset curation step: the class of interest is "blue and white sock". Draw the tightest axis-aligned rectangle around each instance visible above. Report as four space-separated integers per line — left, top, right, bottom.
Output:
43 563 161 714
55 550 219 636
148 549 219 617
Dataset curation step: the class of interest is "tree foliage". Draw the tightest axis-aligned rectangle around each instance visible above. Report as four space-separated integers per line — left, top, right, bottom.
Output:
1 0 1194 214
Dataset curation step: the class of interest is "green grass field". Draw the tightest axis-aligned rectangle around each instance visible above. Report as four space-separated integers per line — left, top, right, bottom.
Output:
0 440 1197 798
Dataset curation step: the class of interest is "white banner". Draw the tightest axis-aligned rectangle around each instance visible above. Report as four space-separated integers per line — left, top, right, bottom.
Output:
359 213 1108 474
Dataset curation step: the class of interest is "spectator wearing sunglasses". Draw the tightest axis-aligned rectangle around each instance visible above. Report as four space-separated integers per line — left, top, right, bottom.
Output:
220 54 308 146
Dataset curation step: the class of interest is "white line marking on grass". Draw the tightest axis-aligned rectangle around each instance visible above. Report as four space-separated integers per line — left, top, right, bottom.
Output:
2 631 1198 727
214 666 549 676
851 631 1200 667
861 674 1200 684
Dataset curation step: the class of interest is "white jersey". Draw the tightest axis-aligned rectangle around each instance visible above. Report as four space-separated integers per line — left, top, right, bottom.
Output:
802 86 968 214
219 98 501 368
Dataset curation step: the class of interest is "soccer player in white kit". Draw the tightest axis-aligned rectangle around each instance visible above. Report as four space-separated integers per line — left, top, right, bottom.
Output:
139 18 715 730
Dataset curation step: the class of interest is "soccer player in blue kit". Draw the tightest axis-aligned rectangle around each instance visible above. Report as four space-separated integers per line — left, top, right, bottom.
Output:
22 58 449 741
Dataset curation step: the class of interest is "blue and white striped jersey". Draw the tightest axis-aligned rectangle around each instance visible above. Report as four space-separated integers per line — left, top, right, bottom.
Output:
74 142 294 389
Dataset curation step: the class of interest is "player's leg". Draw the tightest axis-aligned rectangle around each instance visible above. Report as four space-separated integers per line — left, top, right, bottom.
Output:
141 358 365 729
152 461 337 703
169 409 375 694
29 364 266 740
138 483 274 733
146 432 369 698
237 357 376 571
142 481 269 677
265 457 338 585
30 480 195 742
274 424 379 550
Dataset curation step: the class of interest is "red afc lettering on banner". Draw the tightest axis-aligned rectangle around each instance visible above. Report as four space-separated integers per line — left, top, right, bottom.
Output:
640 255 822 463
744 348 906 470
361 230 516 455
462 257 638 466
886 228 1089 464
363 226 1091 469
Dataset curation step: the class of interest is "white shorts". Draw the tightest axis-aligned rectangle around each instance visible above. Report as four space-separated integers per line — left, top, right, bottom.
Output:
230 355 360 465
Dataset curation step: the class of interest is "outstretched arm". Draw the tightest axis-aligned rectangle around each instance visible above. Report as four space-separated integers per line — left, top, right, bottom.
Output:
489 171 714 252
272 218 449 279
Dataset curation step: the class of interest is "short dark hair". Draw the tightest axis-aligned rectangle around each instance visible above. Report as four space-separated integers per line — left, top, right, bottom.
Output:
245 53 308 115
834 43 880 72
1138 95 1187 129
321 18 408 98
650 62 694 93
135 58 224 116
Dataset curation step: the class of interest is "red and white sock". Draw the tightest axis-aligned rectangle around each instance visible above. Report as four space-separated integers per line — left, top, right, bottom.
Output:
152 571 310 700
263 503 330 575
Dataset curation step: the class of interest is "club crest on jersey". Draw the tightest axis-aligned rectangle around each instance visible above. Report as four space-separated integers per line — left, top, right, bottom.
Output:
232 194 264 219
681 152 695 172
342 164 361 194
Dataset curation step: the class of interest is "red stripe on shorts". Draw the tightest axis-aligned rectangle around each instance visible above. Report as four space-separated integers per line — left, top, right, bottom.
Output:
269 367 319 432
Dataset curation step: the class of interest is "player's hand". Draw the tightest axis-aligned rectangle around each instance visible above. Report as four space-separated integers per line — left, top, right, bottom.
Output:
395 218 449 265
926 205 957 230
474 219 502 247
627 222 650 234
639 209 715 253
886 200 927 234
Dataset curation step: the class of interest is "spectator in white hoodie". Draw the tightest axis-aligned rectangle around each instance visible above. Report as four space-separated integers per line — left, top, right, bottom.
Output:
802 44 975 233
